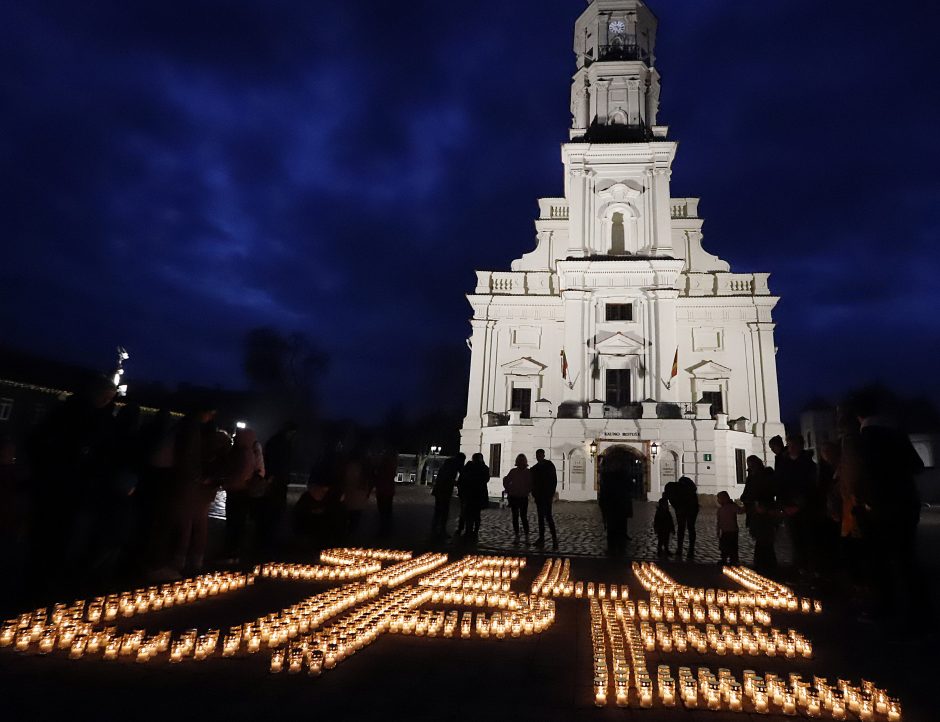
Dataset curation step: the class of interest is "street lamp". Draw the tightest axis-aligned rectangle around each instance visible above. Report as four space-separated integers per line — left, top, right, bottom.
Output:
650 441 660 460
430 445 442 455
235 421 247 430
589 440 598 459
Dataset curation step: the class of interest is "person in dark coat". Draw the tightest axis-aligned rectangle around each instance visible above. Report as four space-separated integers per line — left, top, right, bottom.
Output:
664 475 699 556
169 407 218 574
531 449 558 548
597 447 635 557
261 422 297 552
293 478 340 552
26 375 117 590
502 454 532 539
774 434 817 573
431 453 464 538
373 450 398 537
653 496 675 556
458 453 490 538
740 455 778 573
850 391 926 620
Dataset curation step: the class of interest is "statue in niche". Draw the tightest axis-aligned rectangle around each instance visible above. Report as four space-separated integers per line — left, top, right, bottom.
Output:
611 212 627 255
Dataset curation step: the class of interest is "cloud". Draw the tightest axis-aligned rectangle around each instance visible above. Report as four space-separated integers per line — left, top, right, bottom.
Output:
1 0 938 422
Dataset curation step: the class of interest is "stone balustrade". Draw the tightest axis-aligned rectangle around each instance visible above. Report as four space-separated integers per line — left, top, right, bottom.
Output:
670 198 700 219
681 272 771 297
537 198 569 221
475 271 557 295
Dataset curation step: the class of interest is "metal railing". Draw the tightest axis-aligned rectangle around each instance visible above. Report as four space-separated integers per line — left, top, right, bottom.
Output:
598 42 651 65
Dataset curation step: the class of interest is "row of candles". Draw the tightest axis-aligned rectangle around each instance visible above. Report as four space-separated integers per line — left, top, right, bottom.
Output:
633 562 823 615
638 620 813 658
272 584 432 674
367 553 448 587
1 571 254 655
2 578 378 664
259 561 381 581
418 556 524 587
319 548 412 565
604 594 772 626
531 558 571 596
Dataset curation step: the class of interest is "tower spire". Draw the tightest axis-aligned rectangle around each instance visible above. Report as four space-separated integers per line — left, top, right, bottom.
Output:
570 0 661 141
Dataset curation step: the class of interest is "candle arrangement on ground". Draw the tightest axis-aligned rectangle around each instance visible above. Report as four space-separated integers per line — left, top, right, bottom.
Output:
531 558 573 597
367 553 449 587
1 570 254 659
581 562 900 717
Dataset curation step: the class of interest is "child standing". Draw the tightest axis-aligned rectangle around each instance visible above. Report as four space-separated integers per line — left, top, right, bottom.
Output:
653 496 675 556
716 491 745 565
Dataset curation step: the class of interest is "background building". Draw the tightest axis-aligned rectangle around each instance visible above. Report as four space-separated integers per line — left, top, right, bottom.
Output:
460 0 784 501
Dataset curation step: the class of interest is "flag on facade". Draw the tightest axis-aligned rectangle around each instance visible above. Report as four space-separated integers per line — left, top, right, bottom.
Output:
560 349 568 380
667 346 679 388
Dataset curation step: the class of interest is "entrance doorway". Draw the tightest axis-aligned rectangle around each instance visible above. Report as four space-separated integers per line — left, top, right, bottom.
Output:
597 444 647 500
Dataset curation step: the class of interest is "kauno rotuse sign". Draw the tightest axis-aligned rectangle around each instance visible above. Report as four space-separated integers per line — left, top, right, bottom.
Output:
0 549 901 719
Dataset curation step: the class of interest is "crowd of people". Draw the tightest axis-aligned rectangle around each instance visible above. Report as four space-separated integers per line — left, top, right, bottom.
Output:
0 377 929 626
734 390 927 622
0 375 408 608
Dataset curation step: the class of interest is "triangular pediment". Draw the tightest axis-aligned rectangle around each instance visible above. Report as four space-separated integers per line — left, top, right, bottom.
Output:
500 356 547 375
687 360 732 378
595 331 646 355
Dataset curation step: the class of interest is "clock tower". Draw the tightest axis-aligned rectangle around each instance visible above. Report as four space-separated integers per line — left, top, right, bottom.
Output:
570 0 661 140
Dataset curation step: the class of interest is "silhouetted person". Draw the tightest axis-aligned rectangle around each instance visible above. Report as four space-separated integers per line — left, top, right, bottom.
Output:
664 475 699 555
137 409 176 575
653 496 674 556
459 453 490 538
531 449 558 548
294 479 339 552
716 490 745 566
768 435 785 465
262 422 297 551
342 448 371 536
503 454 532 539
223 427 265 564
374 450 398 537
741 455 778 573
815 440 843 572
89 402 142 578
26 375 117 591
597 448 635 557
850 391 926 621
169 407 218 576
775 433 817 573
431 453 464 538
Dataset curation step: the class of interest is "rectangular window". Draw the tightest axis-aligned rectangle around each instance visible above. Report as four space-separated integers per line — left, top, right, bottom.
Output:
735 448 747 485
396 472 403 482
700 390 724 415
409 473 416 483
489 443 502 478
605 303 633 321
605 369 631 407
511 387 532 419
0 398 12 422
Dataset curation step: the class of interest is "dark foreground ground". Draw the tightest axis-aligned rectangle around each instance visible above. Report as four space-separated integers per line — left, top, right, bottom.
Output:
1 488 937 721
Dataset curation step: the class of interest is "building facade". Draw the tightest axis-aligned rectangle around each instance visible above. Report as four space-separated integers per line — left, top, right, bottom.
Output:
460 0 785 501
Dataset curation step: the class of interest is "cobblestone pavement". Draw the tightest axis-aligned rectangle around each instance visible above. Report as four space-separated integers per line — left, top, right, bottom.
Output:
473 497 795 564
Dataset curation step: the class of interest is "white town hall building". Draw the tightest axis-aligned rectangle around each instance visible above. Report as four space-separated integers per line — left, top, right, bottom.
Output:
459 0 785 501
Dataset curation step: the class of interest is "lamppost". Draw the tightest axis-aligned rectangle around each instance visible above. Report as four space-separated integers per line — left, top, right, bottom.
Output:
112 346 130 397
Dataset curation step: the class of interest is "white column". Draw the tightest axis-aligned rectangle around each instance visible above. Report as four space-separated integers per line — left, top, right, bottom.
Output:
463 319 492 429
649 289 679 402
650 167 675 255
562 290 589 402
748 321 782 427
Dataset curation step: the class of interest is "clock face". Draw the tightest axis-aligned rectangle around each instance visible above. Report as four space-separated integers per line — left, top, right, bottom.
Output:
609 20 626 35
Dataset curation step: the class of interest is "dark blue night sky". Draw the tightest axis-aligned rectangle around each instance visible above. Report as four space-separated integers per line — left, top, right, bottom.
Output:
2 0 939 422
